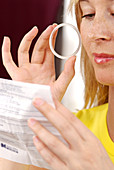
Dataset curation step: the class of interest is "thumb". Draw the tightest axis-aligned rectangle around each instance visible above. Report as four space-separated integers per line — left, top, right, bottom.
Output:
54 56 76 101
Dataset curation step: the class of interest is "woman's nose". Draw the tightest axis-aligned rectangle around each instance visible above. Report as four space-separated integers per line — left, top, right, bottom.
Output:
88 16 111 42
88 32 111 42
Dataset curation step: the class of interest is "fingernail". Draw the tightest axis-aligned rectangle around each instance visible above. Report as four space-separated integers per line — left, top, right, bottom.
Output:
31 26 37 30
33 26 38 30
28 118 37 126
30 26 38 34
33 136 39 143
3 36 6 40
3 36 9 42
53 23 57 26
33 98 44 107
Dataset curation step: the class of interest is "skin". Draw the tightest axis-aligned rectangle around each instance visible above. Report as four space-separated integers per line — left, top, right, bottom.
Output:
80 0 114 142
2 25 76 102
1 0 114 169
1 25 76 170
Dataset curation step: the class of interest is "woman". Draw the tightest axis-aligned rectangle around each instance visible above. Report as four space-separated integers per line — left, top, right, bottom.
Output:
1 0 114 169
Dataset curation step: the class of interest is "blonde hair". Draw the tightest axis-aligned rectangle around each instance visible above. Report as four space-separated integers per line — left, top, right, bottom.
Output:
69 0 109 108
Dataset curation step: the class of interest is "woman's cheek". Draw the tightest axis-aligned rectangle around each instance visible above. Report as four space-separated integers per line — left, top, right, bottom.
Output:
80 23 90 50
80 23 94 64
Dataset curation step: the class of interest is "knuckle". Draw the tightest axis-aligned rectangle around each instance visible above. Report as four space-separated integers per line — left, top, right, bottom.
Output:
48 138 59 149
36 46 45 52
37 141 46 153
18 47 28 54
3 56 11 65
34 124 43 134
44 152 55 165
37 144 55 165
59 121 72 132
40 32 49 41
24 33 34 42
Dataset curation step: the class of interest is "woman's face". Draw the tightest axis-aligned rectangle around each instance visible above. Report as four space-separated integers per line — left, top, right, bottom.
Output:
80 0 114 86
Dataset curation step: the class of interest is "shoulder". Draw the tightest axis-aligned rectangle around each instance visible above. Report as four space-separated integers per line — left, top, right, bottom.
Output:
73 103 114 163
76 103 108 117
73 103 108 128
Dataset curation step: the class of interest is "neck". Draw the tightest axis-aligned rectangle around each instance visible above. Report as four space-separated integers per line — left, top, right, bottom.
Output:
107 86 114 142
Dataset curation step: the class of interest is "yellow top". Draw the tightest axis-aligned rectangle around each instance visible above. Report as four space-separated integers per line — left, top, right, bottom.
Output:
74 103 114 164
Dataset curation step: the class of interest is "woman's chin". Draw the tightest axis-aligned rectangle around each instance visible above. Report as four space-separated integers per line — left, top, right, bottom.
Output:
95 70 114 86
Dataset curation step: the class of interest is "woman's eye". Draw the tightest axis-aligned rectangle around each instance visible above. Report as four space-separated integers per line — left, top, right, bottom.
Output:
82 14 95 19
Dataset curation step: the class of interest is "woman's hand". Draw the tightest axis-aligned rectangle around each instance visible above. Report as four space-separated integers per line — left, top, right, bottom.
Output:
2 25 76 101
28 99 114 170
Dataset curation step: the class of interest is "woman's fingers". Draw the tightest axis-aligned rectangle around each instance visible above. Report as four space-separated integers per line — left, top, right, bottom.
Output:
32 98 83 148
2 37 18 78
51 24 58 51
54 56 76 101
28 119 69 162
54 100 95 142
31 24 57 65
18 26 38 67
33 136 67 170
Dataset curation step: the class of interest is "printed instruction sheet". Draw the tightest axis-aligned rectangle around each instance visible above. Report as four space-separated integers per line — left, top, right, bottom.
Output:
0 78 63 169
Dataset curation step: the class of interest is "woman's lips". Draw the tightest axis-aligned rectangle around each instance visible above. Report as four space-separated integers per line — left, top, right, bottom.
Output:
93 53 114 64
